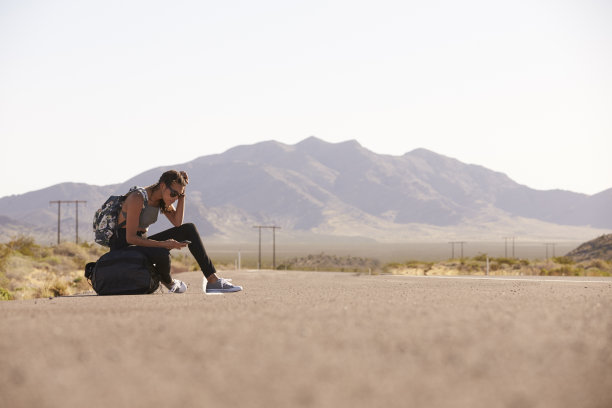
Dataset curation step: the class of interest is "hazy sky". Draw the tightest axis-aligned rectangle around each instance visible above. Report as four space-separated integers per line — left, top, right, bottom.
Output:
1 0 611 198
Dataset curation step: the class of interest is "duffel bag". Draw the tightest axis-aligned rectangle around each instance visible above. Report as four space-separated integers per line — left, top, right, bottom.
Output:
85 249 160 295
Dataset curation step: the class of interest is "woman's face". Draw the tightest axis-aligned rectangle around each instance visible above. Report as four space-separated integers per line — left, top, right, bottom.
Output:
162 181 185 205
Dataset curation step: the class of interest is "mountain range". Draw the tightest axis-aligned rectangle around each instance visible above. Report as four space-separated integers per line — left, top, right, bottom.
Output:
0 137 610 244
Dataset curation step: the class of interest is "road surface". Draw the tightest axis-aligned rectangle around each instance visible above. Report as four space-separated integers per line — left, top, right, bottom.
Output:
1 270 611 408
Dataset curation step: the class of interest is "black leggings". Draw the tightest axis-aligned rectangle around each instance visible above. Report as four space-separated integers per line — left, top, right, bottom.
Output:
110 223 217 285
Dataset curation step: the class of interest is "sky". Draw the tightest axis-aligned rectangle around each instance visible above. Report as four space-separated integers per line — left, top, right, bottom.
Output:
1 0 611 198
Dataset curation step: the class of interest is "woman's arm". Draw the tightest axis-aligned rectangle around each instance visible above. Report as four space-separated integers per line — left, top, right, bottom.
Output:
164 195 185 227
124 192 185 249
164 171 188 227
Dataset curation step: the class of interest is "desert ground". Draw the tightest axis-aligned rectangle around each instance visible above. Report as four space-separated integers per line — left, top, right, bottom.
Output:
1 269 611 408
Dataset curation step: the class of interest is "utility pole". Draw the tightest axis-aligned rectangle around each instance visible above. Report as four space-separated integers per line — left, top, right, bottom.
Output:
253 226 281 269
544 243 556 262
50 201 62 245
49 200 87 244
272 227 277 269
73 200 87 243
448 241 466 259
503 236 516 258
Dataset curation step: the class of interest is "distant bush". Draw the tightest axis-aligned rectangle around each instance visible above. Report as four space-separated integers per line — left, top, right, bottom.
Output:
494 257 519 266
383 253 611 277
553 256 575 265
6 235 39 257
404 260 433 270
0 244 10 273
0 287 14 301
458 260 482 273
543 265 584 276
384 262 404 270
34 278 70 298
586 259 609 270
472 254 488 262
279 252 380 273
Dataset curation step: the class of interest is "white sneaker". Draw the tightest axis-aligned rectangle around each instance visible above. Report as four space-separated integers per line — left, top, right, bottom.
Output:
164 279 187 293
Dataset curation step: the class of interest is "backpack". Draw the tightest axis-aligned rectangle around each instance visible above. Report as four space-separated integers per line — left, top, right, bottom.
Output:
92 186 147 247
85 249 160 295
92 195 126 247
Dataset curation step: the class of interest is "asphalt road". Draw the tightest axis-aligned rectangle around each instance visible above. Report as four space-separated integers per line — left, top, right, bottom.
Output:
1 270 611 408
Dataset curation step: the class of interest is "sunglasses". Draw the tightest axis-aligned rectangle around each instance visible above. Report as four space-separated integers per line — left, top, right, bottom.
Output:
167 185 185 198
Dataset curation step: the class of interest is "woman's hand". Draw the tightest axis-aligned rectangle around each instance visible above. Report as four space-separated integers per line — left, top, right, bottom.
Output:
163 239 188 250
180 171 189 185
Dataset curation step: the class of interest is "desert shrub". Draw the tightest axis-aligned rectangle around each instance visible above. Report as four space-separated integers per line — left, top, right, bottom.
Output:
72 275 91 292
51 242 105 271
553 256 575 265
384 262 404 272
472 254 487 262
494 257 518 266
35 278 70 298
0 287 14 301
586 259 609 270
458 260 482 273
52 243 76 257
584 267 611 277
41 255 62 267
0 244 10 272
170 251 199 272
79 241 94 249
280 253 380 273
402 260 434 271
6 236 39 257
546 265 583 276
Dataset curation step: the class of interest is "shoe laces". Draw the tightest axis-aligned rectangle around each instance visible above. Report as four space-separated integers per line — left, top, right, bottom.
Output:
168 279 183 293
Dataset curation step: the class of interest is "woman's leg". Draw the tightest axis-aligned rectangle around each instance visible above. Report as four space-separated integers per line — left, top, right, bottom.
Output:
111 229 173 285
126 246 172 285
147 223 218 278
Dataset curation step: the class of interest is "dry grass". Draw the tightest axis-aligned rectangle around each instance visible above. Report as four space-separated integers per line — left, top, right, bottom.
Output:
385 255 612 277
278 252 381 273
0 237 106 300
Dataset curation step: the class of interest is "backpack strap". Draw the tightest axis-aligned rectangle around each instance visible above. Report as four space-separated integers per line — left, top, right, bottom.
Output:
128 186 149 208
118 186 149 228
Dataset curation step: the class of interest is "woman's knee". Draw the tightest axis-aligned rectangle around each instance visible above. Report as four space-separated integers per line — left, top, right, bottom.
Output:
179 222 198 236
181 222 196 231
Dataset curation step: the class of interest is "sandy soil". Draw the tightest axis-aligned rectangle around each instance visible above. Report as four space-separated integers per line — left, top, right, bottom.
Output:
1 270 611 408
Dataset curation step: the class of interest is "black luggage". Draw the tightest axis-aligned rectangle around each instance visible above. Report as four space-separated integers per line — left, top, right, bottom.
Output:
85 250 160 295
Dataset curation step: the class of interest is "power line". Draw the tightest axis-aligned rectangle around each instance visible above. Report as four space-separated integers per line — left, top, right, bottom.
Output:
49 200 87 244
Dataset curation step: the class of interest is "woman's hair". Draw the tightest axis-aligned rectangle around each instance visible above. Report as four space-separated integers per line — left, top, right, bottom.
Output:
149 170 187 213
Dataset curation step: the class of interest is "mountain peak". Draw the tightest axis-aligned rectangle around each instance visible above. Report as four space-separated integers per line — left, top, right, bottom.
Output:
296 136 362 149
405 148 453 160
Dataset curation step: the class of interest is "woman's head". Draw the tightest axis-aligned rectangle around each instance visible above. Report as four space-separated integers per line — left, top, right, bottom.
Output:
154 170 187 211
